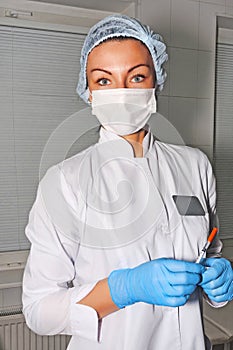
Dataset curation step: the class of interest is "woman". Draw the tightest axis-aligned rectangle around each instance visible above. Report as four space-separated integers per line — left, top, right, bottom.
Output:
22 14 233 350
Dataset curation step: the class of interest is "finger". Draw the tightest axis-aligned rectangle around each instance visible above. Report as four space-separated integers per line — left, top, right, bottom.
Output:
168 270 202 286
164 259 205 274
204 281 233 299
201 259 231 285
205 292 232 303
156 278 194 299
165 284 197 297
162 295 189 307
200 264 225 285
201 258 219 268
201 272 227 290
201 258 230 270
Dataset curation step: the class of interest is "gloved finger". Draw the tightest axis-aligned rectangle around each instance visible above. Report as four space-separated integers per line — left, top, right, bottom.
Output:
200 271 227 290
163 295 189 307
204 280 233 298
201 258 231 282
205 290 233 303
155 278 192 299
167 270 202 286
164 259 205 274
201 258 219 268
164 283 197 297
200 265 225 286
200 258 232 286
201 258 229 269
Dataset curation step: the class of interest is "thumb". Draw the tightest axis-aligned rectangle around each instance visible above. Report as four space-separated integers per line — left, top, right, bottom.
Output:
201 258 218 268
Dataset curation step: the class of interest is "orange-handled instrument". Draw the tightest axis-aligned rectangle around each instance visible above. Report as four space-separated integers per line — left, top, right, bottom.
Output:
195 227 218 263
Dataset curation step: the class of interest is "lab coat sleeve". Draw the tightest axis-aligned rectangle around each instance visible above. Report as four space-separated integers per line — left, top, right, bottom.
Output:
202 154 227 308
22 165 100 342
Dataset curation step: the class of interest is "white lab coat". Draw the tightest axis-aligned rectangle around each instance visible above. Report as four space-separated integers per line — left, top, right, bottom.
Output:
22 126 223 350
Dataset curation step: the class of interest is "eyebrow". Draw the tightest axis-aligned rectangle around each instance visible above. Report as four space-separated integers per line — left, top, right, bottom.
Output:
90 64 150 74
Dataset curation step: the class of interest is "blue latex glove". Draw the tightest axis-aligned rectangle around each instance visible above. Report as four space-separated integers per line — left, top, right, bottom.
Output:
108 258 204 308
200 258 233 302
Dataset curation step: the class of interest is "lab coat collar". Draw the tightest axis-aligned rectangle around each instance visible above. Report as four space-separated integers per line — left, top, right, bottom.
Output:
98 124 154 158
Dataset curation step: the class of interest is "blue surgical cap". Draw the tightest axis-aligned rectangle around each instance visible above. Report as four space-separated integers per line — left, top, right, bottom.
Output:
76 14 168 104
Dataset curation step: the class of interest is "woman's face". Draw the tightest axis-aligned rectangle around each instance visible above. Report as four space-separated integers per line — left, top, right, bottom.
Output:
86 39 156 101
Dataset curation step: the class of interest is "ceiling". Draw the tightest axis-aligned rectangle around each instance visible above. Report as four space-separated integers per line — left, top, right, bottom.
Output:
28 0 134 13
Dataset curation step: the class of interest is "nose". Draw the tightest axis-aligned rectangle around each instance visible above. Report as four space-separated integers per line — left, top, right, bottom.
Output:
115 80 127 88
112 72 128 89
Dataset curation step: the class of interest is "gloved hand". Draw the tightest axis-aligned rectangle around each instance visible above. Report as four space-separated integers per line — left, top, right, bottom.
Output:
108 258 204 308
200 258 233 302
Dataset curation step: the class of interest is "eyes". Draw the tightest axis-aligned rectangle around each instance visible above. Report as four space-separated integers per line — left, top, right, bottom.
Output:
97 78 110 86
96 74 145 86
131 75 145 83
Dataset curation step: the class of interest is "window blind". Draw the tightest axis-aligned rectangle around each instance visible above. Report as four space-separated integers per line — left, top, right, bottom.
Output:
0 25 98 252
214 41 233 238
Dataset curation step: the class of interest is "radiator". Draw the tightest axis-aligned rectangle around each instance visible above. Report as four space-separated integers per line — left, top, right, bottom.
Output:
0 313 70 350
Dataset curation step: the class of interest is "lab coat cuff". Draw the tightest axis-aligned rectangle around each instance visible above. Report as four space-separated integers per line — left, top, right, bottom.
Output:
67 282 102 342
204 293 228 308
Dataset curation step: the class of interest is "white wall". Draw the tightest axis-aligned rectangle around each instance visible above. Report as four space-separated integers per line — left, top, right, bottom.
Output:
141 0 233 160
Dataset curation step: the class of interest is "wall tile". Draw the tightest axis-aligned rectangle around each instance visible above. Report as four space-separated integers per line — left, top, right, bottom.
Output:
150 108 185 145
171 0 199 49
157 96 169 118
199 0 225 5
226 0 233 7
150 96 183 144
197 50 215 98
170 47 198 97
196 98 214 146
199 3 226 51
226 6 233 14
141 0 171 45
168 97 197 145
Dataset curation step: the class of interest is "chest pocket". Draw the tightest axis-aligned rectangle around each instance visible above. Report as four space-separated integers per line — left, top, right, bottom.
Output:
172 195 205 216
172 195 209 232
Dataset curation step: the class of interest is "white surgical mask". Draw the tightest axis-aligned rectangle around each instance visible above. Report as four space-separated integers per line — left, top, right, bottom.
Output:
91 88 157 135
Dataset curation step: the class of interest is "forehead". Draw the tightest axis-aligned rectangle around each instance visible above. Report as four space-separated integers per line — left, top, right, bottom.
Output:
87 38 153 70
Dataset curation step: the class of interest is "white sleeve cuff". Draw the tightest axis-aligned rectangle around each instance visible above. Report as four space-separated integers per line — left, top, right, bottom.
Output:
204 293 228 308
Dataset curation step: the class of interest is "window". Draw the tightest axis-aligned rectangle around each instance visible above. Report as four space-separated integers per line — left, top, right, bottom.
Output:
0 25 97 251
214 20 233 239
